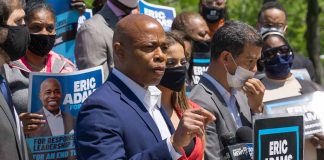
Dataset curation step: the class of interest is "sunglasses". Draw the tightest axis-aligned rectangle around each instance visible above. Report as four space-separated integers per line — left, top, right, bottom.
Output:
262 45 293 60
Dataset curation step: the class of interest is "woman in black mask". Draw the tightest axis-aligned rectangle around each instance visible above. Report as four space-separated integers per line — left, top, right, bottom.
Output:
158 32 205 160
0 2 76 134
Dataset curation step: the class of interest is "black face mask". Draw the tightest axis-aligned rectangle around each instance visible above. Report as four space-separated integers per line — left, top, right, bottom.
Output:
0 25 30 61
28 34 56 57
201 4 225 23
192 40 210 53
160 66 186 92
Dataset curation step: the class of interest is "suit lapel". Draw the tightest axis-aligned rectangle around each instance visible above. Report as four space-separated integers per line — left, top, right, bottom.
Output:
234 91 252 126
159 106 175 134
98 4 119 30
200 76 237 133
0 93 23 159
108 74 163 142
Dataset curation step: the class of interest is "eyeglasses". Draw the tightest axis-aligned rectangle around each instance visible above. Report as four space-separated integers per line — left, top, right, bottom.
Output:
262 45 292 60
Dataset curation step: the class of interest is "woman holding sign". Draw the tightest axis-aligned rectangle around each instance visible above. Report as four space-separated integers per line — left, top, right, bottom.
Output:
0 2 76 134
157 32 205 160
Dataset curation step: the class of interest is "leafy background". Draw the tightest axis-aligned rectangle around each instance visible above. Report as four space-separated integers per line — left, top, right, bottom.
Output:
84 0 324 81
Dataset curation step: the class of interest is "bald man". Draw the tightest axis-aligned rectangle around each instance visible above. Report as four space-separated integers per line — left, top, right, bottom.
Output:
28 78 74 137
75 14 215 160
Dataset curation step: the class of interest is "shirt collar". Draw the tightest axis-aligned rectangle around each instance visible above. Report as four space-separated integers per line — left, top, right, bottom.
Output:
107 0 126 18
112 69 161 111
43 106 62 118
203 73 235 103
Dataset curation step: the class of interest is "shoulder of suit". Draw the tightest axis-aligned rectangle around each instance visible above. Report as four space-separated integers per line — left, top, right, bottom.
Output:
78 14 111 32
190 83 212 99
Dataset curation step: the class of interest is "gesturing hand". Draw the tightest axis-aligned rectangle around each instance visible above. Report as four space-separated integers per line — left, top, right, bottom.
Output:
171 108 215 150
19 113 46 134
71 0 86 14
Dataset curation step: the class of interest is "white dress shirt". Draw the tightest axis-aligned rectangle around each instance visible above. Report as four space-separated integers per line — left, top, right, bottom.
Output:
113 69 181 159
43 107 64 136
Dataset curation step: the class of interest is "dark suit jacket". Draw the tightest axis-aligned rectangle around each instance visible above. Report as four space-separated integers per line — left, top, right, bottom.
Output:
75 4 118 80
0 92 29 160
189 76 252 160
75 73 175 160
28 108 75 137
292 53 316 81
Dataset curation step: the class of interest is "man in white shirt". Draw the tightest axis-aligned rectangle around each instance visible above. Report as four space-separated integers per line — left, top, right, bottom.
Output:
30 78 74 137
75 14 215 160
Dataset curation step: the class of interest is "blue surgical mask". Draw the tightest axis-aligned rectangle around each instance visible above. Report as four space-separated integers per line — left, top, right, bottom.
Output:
264 53 294 79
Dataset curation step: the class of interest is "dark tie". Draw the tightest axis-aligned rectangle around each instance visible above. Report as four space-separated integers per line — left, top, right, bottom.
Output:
0 75 16 124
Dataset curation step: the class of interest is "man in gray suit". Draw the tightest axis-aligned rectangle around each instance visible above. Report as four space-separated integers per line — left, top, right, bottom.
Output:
75 0 139 80
190 21 265 159
0 0 30 159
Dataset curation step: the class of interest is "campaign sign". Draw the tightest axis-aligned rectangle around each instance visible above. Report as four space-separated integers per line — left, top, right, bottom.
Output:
254 115 304 160
264 91 324 137
46 0 93 64
138 0 176 31
191 54 210 85
46 0 70 15
186 44 211 93
26 66 104 160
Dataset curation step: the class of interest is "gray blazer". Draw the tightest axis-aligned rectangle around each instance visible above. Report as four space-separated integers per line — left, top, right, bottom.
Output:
0 93 29 160
189 76 252 160
74 4 118 80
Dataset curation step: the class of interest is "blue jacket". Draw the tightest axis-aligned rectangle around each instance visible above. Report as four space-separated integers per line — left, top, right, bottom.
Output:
75 73 175 160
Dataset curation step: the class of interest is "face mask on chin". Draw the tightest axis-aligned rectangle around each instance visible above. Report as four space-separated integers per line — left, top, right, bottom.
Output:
224 54 255 89
201 4 225 23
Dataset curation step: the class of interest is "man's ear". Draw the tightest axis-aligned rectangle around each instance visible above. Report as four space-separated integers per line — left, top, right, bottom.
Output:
0 27 8 44
113 42 125 61
219 50 231 64
256 22 261 31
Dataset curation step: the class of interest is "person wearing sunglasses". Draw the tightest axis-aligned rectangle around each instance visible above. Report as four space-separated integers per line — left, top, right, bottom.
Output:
260 31 324 159
256 1 316 82
260 31 322 102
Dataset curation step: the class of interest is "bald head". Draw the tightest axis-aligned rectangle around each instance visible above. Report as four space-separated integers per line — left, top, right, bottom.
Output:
112 14 167 88
113 14 163 45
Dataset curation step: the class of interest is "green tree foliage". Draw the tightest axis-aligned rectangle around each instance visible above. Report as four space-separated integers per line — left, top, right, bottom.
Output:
84 0 323 76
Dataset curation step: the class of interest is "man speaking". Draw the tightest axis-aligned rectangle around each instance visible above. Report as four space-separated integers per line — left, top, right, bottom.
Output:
75 14 215 159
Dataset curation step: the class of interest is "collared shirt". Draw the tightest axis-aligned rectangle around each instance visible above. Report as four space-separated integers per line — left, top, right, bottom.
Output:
112 69 181 159
43 107 64 136
203 73 243 128
107 0 126 19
